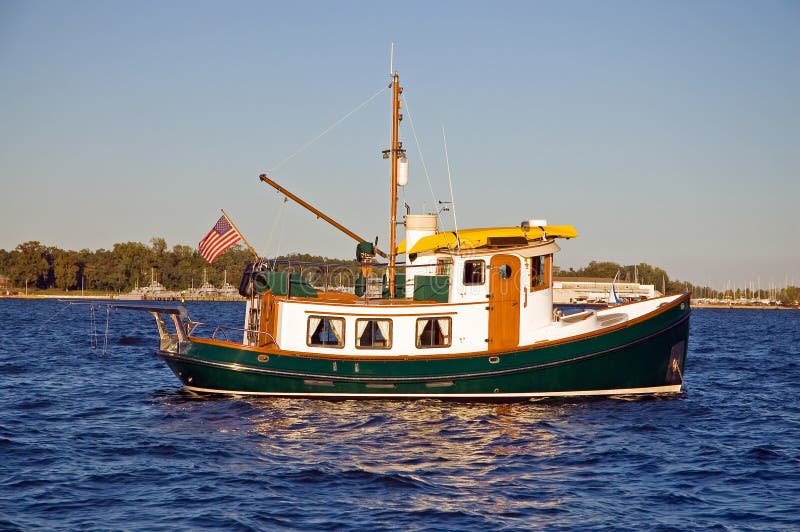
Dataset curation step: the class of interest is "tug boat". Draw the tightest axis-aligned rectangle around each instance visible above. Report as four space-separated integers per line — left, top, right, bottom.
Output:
131 72 690 400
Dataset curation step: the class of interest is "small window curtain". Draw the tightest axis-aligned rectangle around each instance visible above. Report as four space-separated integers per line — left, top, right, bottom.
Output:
437 318 450 343
356 319 369 339
329 318 344 344
416 319 428 342
375 320 391 343
308 316 322 343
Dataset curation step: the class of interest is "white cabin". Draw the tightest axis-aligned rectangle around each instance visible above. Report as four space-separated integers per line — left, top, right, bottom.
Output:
240 220 589 357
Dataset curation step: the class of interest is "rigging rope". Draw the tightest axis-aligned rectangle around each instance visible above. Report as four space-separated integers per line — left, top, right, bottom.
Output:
266 85 388 175
402 97 439 218
102 306 110 355
36 301 72 331
262 195 288 263
270 197 288 268
276 199 287 264
90 305 98 349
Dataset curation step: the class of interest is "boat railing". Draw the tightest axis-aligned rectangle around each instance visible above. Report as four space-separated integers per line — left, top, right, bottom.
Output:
210 325 230 342
188 321 279 348
264 259 443 297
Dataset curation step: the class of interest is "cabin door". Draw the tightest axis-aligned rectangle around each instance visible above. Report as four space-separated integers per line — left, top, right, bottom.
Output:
488 254 520 350
257 290 277 346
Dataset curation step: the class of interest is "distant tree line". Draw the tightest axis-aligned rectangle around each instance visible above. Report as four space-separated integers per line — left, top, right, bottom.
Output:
556 260 677 292
0 239 357 294
1 241 797 303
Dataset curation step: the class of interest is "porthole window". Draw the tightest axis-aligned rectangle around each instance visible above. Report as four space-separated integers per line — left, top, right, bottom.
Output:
416 317 452 348
307 316 345 348
355 318 392 349
498 264 512 279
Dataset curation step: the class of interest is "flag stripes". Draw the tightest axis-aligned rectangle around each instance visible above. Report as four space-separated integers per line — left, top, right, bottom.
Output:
198 214 242 263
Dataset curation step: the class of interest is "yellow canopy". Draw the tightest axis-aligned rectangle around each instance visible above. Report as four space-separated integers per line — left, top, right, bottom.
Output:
396 225 578 255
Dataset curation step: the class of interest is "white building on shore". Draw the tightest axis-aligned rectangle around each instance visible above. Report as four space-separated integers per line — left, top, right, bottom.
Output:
553 277 659 305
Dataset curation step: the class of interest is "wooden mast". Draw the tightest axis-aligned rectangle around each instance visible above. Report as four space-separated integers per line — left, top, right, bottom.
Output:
388 72 402 298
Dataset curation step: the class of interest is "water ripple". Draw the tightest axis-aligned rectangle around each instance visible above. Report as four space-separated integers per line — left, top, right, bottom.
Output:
1 301 798 530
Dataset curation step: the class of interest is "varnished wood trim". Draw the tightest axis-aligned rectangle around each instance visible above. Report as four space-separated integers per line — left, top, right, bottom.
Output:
312 291 359 302
488 254 521 349
302 309 459 317
429 240 561 259
283 297 477 308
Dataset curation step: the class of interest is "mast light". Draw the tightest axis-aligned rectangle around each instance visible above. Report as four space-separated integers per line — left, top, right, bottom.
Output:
397 156 409 186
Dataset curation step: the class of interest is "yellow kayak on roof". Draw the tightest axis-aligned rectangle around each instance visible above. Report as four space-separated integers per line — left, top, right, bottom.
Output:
396 225 578 255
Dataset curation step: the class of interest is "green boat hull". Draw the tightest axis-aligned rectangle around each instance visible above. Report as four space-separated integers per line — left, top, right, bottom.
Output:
158 297 690 399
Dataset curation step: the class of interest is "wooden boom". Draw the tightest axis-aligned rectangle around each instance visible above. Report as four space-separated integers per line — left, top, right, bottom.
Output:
259 174 388 259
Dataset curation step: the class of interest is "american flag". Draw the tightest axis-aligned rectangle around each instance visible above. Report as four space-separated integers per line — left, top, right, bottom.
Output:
198 214 242 264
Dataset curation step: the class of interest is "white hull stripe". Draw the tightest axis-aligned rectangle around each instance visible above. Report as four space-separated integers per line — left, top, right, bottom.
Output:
181 383 683 399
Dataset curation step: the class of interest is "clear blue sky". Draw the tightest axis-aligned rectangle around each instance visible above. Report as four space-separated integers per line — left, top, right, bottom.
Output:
1 0 798 289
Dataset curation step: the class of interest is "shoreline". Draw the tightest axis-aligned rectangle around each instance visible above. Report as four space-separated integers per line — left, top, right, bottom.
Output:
692 302 798 310
2 294 796 310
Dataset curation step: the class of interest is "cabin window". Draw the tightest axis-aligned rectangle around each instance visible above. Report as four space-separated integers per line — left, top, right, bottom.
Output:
436 258 453 276
355 318 392 349
307 316 345 348
463 260 485 285
530 254 552 291
416 317 452 348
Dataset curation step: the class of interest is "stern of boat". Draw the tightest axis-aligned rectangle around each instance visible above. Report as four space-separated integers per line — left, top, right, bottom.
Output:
106 303 192 356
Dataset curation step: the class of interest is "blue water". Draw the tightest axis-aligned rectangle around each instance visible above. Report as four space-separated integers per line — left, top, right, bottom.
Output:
1 300 798 531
